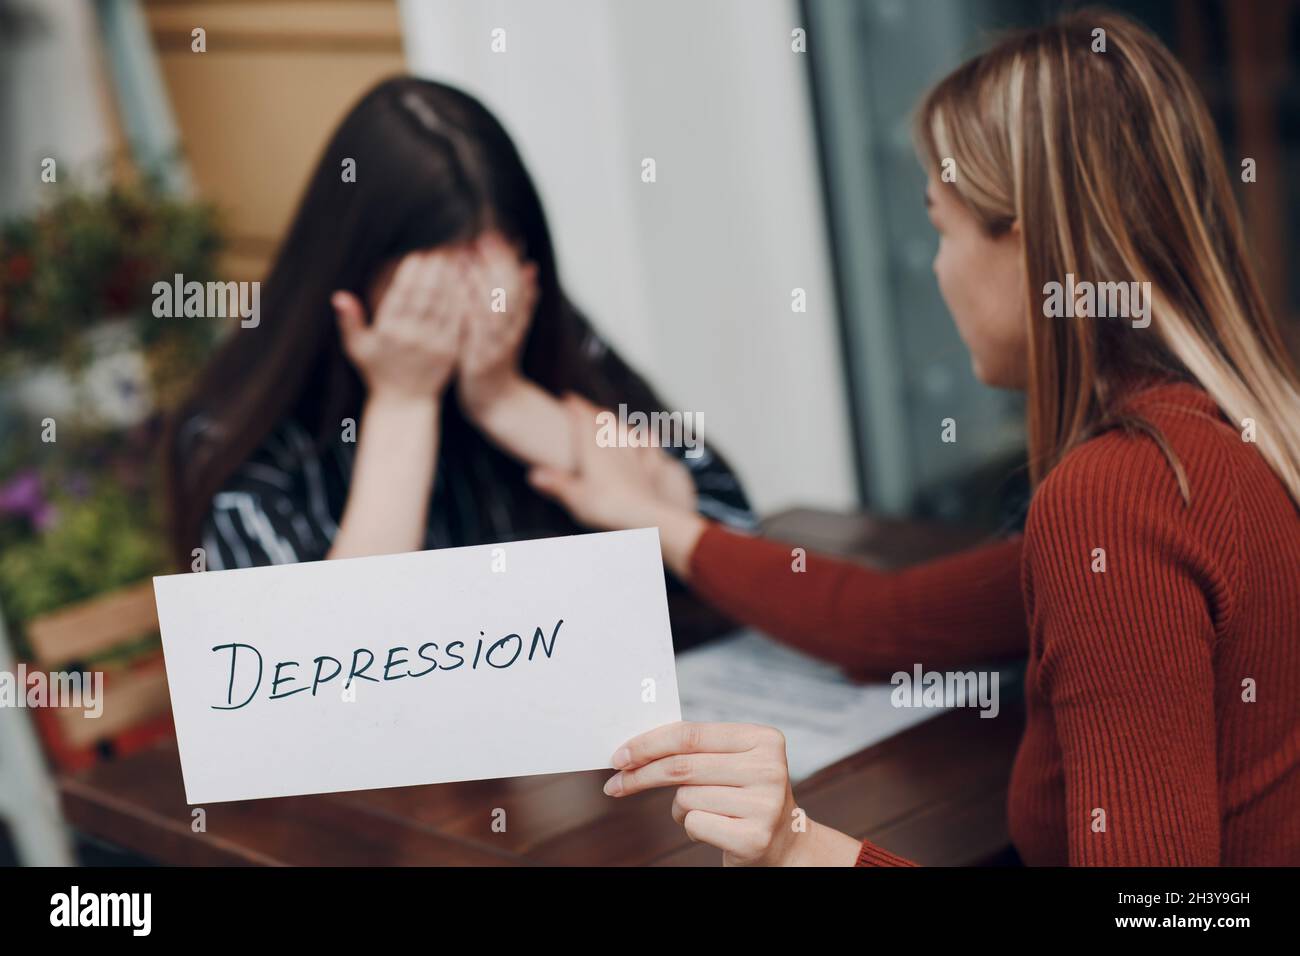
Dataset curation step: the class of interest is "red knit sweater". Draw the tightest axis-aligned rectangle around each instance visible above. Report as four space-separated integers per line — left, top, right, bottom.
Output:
687 380 1300 865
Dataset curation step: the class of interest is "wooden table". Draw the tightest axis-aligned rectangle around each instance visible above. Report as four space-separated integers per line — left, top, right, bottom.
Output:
58 508 1025 866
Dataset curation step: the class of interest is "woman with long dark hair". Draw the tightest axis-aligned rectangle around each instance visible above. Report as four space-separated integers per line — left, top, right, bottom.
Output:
164 77 752 644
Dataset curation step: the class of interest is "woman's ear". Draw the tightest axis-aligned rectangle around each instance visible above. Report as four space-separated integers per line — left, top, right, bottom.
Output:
1002 218 1026 257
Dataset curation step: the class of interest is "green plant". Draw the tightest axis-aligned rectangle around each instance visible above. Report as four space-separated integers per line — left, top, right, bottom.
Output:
0 479 165 632
0 174 225 652
0 173 223 380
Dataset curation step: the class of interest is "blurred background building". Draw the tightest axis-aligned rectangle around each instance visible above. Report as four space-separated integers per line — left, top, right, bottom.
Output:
7 0 1297 519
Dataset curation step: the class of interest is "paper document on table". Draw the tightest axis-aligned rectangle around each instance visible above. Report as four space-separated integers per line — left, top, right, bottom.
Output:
677 629 1011 782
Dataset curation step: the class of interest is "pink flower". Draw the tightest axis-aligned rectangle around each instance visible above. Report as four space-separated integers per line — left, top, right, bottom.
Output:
0 468 57 532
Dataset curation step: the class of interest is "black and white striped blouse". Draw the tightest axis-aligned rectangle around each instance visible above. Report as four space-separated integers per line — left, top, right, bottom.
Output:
195 409 755 572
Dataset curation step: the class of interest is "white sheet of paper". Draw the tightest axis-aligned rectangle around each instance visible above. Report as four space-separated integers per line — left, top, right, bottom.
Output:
153 528 680 804
678 629 1014 781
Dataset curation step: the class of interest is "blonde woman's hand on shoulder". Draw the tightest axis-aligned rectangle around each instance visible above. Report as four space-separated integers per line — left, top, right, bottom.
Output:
527 393 708 575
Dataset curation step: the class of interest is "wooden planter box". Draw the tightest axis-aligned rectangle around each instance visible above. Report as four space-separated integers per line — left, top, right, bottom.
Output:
22 581 174 771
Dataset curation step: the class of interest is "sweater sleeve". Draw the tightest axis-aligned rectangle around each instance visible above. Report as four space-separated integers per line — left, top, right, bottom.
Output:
687 523 1028 681
1025 439 1222 865
855 841 918 867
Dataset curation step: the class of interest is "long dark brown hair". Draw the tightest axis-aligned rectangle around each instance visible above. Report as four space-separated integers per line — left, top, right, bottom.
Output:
164 76 666 565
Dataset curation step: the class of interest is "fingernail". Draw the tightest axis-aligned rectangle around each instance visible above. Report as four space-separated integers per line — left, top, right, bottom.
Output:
603 773 624 796
611 747 631 769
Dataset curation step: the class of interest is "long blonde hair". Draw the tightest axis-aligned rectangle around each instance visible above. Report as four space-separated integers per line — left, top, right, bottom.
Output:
915 9 1300 505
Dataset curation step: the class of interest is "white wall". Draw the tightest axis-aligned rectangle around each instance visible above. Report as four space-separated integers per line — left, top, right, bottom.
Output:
0 0 112 219
398 0 858 514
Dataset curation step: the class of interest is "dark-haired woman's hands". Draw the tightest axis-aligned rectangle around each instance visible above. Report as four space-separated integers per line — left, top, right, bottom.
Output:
327 250 467 559
446 233 578 472
455 232 539 418
332 250 465 403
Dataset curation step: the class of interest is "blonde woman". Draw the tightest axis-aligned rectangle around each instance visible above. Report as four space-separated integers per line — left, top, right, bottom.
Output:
529 9 1300 865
